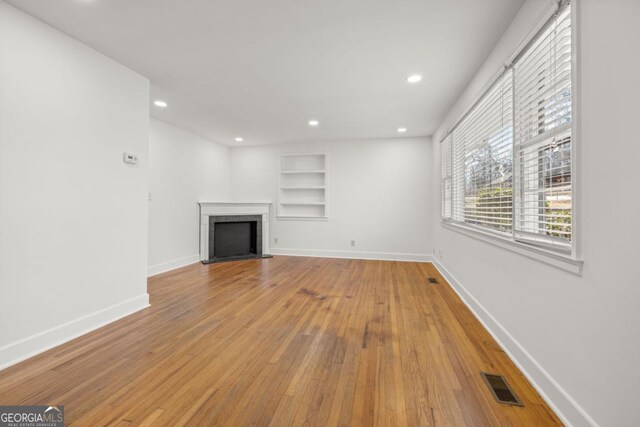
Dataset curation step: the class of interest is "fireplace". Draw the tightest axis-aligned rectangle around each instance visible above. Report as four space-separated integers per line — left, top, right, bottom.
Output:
206 215 263 263
199 202 271 263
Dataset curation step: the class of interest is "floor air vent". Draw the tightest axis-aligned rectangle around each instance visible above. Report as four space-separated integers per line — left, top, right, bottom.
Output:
427 277 439 284
480 373 523 406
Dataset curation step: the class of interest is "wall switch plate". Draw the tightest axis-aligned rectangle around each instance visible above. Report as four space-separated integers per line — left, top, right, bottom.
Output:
123 152 138 165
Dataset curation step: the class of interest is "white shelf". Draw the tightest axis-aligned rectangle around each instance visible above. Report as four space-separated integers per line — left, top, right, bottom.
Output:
278 153 327 219
281 186 325 190
277 216 329 221
280 153 324 158
280 202 325 206
280 170 325 174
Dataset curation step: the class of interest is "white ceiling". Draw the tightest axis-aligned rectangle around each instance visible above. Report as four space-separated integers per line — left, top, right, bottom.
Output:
7 0 524 146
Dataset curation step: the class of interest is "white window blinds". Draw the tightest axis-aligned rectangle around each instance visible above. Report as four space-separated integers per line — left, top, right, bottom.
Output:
514 6 572 251
441 134 452 219
441 1 573 254
452 70 513 233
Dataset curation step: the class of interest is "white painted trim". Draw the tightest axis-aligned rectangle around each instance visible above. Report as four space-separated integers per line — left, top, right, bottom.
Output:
442 222 583 275
570 0 582 261
431 257 599 427
147 255 200 277
276 216 329 221
197 201 272 205
0 294 149 371
271 248 432 263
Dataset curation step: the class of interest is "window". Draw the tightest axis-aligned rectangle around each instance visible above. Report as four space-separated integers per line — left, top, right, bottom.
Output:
441 1 573 254
514 5 572 252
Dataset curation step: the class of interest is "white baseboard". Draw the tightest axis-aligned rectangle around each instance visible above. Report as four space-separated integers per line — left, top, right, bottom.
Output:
270 248 432 263
0 294 149 371
147 255 200 277
431 258 598 427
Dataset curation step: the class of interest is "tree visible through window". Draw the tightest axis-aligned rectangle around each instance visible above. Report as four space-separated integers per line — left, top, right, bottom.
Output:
464 127 513 233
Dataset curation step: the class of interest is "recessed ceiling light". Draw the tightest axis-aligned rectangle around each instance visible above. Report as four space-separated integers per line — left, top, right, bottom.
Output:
154 100 168 107
308 120 319 127
407 74 422 84
234 137 243 142
397 127 407 133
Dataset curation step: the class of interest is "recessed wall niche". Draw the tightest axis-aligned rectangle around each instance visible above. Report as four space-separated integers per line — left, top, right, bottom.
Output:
278 153 327 220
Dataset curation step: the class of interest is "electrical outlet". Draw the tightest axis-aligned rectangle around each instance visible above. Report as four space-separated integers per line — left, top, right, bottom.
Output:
350 240 356 247
148 193 152 201
274 237 278 244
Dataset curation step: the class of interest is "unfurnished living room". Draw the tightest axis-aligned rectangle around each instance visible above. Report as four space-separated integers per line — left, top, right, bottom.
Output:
0 0 639 426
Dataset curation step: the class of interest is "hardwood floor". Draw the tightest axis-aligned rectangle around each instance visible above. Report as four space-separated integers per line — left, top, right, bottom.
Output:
0 256 563 426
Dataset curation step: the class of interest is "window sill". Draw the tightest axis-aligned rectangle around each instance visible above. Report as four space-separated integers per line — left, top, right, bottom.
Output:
441 221 583 275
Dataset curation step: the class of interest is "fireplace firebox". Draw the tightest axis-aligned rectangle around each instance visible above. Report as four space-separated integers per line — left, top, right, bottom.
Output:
205 215 263 263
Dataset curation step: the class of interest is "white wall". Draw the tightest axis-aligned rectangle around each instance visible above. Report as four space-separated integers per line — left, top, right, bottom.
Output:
148 119 230 275
431 1 640 426
229 137 433 261
0 2 150 368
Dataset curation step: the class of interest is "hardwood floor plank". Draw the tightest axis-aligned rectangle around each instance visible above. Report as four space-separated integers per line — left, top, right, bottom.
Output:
0 256 563 426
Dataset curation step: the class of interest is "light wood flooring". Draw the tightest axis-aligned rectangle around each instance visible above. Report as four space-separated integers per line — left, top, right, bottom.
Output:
0 256 563 426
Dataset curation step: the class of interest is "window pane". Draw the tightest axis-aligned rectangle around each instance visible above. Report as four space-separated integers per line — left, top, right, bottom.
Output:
451 70 513 234
516 130 571 243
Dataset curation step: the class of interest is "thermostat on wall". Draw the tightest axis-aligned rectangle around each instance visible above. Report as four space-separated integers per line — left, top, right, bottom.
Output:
123 152 138 165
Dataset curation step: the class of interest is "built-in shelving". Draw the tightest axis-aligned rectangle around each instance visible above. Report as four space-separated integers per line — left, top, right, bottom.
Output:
278 153 327 219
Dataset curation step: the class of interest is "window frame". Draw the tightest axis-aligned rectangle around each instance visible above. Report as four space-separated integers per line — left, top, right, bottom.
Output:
440 0 582 274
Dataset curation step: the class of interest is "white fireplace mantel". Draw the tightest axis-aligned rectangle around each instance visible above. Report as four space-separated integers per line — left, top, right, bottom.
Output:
198 201 272 261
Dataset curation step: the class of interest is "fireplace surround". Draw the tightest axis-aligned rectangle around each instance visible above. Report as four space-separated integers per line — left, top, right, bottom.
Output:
199 202 271 264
